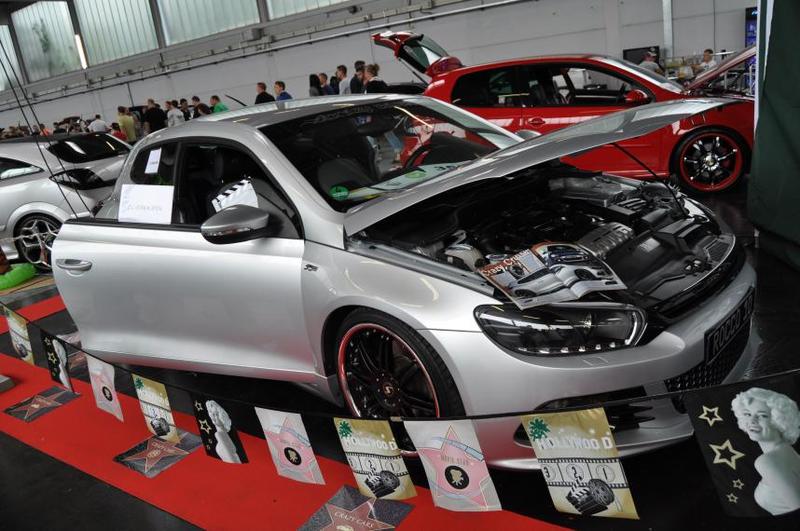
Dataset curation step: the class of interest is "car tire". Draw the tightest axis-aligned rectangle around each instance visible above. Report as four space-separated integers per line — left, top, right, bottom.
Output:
670 128 749 194
335 308 465 419
14 214 61 271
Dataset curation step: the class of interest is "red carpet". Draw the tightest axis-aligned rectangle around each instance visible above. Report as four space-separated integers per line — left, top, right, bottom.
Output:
0 294 65 334
0 351 568 530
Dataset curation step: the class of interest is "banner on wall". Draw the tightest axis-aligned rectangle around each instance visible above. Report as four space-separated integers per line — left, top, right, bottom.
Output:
255 407 324 484
334 417 416 500
132 374 179 443
685 373 800 517
86 355 124 422
41 331 73 392
404 419 501 512
3 306 34 364
521 408 639 519
191 395 248 464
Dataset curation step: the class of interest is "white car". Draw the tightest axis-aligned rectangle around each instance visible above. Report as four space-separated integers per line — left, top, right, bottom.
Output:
0 133 127 267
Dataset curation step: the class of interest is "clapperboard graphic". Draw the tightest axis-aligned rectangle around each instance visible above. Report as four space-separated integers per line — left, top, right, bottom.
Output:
211 178 258 212
539 456 631 516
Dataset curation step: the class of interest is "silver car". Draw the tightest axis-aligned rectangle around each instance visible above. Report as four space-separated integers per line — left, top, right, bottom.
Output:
52 95 757 469
0 133 127 267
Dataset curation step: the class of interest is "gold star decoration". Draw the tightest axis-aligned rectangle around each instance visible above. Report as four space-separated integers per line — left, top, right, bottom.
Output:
698 406 723 427
710 439 745 470
194 400 204 411
732 479 744 490
47 351 58 364
199 419 213 434
727 493 738 504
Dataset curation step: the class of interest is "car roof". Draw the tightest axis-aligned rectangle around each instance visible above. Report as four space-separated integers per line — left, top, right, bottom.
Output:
0 133 93 144
196 93 417 130
446 53 621 74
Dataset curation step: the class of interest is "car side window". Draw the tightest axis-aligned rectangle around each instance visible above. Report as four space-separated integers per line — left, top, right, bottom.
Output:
174 142 300 239
525 64 644 106
130 143 178 186
0 157 42 180
451 67 525 108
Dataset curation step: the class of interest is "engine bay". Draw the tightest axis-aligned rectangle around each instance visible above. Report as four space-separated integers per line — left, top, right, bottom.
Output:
356 165 739 311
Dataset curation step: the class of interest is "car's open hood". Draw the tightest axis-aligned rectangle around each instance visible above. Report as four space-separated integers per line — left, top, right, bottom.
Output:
344 98 737 235
686 47 755 92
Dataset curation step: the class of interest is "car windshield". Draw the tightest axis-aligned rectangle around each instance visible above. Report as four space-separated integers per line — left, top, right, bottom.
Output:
260 98 517 212
598 57 684 93
46 133 130 163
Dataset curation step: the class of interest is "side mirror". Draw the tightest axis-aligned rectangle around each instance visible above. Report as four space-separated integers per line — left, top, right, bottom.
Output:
201 204 270 244
624 89 651 105
516 129 542 140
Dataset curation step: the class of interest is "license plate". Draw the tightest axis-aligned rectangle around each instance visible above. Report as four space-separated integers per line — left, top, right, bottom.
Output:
705 288 755 364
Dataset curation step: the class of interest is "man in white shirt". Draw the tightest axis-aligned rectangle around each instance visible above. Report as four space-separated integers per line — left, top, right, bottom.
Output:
336 65 350 95
87 114 108 133
166 99 185 128
694 48 718 73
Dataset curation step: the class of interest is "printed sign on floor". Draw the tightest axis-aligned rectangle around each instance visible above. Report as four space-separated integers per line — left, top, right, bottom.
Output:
132 374 179 443
114 429 202 478
255 407 324 484
41 330 72 392
404 419 501 512
4 386 79 422
685 373 800 517
3 306 33 364
191 395 248 464
521 408 639 519
334 417 416 500
299 485 413 531
87 355 124 422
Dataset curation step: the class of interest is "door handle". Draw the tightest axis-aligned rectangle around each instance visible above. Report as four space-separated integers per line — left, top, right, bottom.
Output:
527 117 545 126
55 259 93 272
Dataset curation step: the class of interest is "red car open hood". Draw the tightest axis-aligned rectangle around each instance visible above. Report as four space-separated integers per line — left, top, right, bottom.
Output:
371 30 463 77
686 46 756 92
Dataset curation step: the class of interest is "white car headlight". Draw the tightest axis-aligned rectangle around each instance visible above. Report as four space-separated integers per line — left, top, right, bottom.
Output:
474 303 646 356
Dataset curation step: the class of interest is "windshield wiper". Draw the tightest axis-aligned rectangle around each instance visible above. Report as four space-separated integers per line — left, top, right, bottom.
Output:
611 142 688 217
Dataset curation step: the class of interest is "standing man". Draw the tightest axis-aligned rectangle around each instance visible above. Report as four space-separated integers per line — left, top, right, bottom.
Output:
638 50 664 75
255 82 275 104
143 98 167 134
210 95 228 113
336 65 350 95
88 114 109 133
117 106 136 142
190 95 202 118
363 64 388 93
274 81 292 101
350 60 365 94
694 48 718 73
166 100 185 127
179 98 192 121
318 73 335 95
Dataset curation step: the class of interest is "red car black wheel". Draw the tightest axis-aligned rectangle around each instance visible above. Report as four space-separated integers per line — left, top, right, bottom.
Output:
675 130 746 193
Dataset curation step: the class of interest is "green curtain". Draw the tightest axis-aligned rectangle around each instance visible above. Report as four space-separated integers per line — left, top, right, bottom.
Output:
748 0 800 268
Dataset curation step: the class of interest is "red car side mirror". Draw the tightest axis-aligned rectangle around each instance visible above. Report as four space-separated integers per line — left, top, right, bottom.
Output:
624 89 651 105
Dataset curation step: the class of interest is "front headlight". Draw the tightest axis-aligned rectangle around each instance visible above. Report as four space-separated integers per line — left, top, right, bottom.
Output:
474 303 646 356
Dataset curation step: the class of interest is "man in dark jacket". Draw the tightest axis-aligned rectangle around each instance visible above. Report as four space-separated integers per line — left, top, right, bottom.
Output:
350 60 365 94
255 82 276 104
143 98 167 134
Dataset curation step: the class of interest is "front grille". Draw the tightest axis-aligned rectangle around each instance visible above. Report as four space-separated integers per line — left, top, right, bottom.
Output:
665 324 750 411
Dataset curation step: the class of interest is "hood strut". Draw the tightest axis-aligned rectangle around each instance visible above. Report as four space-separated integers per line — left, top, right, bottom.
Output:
611 142 688 217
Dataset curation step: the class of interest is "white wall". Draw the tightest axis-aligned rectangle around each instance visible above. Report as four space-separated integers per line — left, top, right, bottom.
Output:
0 0 757 128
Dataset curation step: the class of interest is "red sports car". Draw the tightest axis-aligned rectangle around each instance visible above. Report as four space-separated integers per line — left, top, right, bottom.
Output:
374 31 755 193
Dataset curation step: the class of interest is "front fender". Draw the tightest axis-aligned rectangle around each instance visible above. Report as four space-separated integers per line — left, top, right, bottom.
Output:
5 202 74 233
300 241 496 372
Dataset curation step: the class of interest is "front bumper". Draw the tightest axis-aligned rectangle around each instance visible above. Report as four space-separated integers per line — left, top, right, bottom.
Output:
419 261 758 469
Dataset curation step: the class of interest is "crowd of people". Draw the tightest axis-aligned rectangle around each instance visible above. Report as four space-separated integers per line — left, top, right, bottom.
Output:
0 59 388 142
